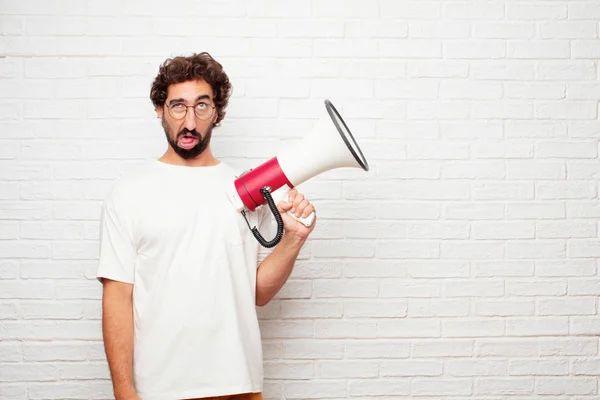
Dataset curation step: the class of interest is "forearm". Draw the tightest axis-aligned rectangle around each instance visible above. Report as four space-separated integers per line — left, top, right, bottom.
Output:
255 233 305 306
102 283 137 399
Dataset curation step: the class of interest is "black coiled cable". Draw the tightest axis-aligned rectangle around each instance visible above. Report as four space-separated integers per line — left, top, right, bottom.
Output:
241 187 284 248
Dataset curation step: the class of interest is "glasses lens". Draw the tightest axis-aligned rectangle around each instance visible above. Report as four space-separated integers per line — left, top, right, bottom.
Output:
194 103 213 120
168 104 186 120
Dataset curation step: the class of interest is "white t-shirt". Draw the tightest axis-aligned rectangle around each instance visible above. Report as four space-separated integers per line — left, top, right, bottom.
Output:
97 160 273 400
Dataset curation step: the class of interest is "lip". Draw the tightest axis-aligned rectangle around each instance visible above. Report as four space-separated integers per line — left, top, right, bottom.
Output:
178 136 199 150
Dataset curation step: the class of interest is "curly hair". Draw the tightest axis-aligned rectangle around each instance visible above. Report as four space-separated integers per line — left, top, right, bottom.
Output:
150 52 232 125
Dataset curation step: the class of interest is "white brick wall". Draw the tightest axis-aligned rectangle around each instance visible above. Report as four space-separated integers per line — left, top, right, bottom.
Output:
1 0 599 399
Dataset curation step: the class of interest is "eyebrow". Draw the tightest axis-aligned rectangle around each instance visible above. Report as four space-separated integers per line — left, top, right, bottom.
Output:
167 94 211 105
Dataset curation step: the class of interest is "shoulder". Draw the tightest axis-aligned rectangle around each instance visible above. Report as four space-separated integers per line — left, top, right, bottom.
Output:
217 161 245 179
104 161 158 206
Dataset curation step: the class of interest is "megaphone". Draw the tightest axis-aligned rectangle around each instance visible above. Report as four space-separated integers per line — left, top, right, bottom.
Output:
227 99 369 248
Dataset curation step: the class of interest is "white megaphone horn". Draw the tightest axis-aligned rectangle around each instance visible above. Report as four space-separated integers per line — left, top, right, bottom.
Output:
228 99 369 248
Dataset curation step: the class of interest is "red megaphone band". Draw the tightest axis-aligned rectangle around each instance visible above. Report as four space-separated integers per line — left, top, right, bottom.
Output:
234 157 294 211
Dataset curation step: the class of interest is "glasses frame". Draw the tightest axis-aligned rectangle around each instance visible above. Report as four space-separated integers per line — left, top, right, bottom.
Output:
166 101 216 121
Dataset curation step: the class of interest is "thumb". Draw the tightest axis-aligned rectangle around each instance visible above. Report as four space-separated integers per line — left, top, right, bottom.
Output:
277 199 293 211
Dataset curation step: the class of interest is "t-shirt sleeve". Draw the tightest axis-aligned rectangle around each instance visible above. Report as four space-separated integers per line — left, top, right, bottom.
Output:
96 186 136 284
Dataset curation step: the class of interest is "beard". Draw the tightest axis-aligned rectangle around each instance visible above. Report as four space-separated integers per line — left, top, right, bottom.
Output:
162 117 214 160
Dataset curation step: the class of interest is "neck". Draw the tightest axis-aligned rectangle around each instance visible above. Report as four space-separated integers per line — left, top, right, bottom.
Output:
158 147 219 167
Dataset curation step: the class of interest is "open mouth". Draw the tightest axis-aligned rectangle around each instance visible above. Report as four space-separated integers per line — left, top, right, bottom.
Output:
178 134 199 149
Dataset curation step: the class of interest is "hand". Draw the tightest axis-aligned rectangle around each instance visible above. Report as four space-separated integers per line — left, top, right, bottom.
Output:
116 395 141 400
114 388 141 400
277 188 317 241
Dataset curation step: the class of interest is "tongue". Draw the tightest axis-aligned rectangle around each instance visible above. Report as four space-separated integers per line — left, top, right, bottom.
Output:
179 136 198 150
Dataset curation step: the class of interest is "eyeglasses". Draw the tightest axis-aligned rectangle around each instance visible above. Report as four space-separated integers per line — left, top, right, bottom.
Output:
166 101 216 121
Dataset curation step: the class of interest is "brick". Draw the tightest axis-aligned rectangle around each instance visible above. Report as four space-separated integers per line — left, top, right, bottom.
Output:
314 279 378 298
440 121 503 139
475 300 534 316
506 161 565 179
380 280 442 298
0 364 58 381
0 384 26 399
443 319 505 338
313 0 377 17
568 279 600 295
444 2 504 19
409 22 470 38
537 377 597 395
280 301 342 319
507 202 565 219
506 83 565 100
537 221 596 239
376 241 440 259
573 40 600 58
570 317 600 335
506 240 566 259
447 360 507 377
263 361 313 380
440 82 502 100
346 20 407 38
474 261 534 277
475 378 534 395
345 340 409 359
507 3 567 20
381 359 442 377
476 339 538 357
536 102 598 120
408 299 470 317
348 379 410 396
538 338 598 356
507 280 567 296
540 22 597 39
27 382 89 399
537 61 596 80
506 317 569 336
471 61 535 80
317 360 378 378
508 41 570 59
572 358 600 375
284 380 347 399
412 379 473 396
537 260 596 276
506 121 567 138
379 39 442 58
282 340 344 360
381 1 440 18
412 340 473 358
344 300 407 318
445 203 504 220
408 60 468 78
473 222 535 240
472 101 533 119
538 297 596 316
378 319 440 338
474 22 535 38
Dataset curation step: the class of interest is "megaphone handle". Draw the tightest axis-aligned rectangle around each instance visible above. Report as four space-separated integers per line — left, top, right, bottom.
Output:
275 186 315 228
291 211 315 228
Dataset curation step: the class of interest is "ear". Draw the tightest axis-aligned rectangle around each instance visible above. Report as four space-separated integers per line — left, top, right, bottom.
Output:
155 105 163 119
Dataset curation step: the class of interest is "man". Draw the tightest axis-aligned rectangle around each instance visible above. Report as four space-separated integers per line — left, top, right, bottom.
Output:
97 52 316 400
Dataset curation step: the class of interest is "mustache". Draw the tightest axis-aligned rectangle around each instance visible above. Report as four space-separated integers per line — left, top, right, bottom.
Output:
177 128 201 138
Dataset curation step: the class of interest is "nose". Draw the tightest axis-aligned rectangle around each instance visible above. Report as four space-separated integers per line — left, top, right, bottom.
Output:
183 107 196 131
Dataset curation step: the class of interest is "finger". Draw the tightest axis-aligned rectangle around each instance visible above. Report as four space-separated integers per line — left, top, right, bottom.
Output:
301 204 315 219
287 188 298 202
293 199 310 217
278 199 293 212
290 193 305 213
